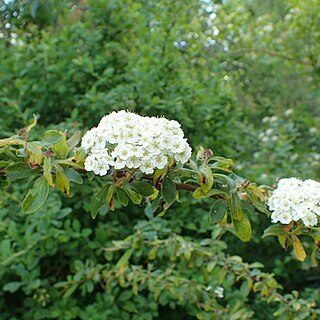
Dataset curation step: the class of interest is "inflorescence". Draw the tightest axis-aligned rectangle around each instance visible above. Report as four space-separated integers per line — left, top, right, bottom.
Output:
81 110 192 176
268 177 320 226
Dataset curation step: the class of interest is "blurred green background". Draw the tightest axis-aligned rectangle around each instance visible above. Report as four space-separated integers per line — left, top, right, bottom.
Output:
0 0 319 319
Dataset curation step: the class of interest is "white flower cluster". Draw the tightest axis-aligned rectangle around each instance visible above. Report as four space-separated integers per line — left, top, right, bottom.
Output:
214 286 224 298
205 285 224 298
268 178 320 226
258 128 278 143
81 110 192 175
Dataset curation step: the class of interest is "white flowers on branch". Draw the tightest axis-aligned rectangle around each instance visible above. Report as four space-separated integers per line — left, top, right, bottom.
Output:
268 178 320 226
81 110 192 175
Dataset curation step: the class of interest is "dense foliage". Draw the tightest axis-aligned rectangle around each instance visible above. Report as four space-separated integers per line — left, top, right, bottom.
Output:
0 0 319 319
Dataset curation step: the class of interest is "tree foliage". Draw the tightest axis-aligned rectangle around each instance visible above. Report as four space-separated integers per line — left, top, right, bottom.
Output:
0 0 320 319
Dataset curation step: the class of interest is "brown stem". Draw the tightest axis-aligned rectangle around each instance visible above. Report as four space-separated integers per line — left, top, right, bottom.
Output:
175 183 224 199
0 167 224 199
227 48 310 66
282 221 295 233
175 182 197 192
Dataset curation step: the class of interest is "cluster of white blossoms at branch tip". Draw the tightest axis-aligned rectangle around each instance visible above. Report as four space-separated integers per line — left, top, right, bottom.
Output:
267 178 320 226
81 110 192 175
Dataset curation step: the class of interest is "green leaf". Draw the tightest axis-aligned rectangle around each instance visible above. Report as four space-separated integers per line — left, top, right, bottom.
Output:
3 146 20 161
0 240 11 258
241 201 256 217
210 156 235 171
39 130 63 146
67 131 82 150
151 197 161 212
153 168 167 185
6 163 40 181
122 301 139 313
157 201 173 217
200 164 214 193
87 171 95 181
105 185 115 210
90 184 110 219
232 210 252 242
262 225 284 238
250 262 264 268
148 246 159 260
56 169 70 196
74 149 87 163
311 247 318 267
3 282 23 293
124 186 142 205
27 142 43 165
278 234 288 249
229 193 243 221
26 114 37 133
6 164 38 181
196 146 207 161
144 202 154 219
292 235 306 262
115 187 129 206
187 160 203 183
64 168 83 184
0 177 9 189
213 173 237 189
116 248 134 269
209 199 227 224
22 176 49 214
0 160 8 168
53 135 69 159
162 177 176 205
30 0 39 18
130 180 154 196
43 157 54 187
246 184 265 200
245 191 270 216
240 279 252 297
63 284 78 298
193 187 226 199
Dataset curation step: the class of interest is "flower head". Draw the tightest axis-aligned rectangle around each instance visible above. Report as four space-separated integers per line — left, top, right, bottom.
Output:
81 110 192 175
267 177 320 226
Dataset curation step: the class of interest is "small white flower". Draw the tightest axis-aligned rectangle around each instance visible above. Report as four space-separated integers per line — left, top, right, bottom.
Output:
139 134 153 147
284 108 293 117
84 155 96 171
140 161 154 175
265 128 273 136
125 157 141 169
131 145 144 158
269 116 278 122
169 138 187 153
94 162 109 176
301 213 317 227
115 145 133 161
154 154 168 169
309 127 318 135
81 129 96 151
114 160 126 170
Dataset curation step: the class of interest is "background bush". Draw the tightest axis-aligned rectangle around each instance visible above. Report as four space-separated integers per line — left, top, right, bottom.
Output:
0 0 319 319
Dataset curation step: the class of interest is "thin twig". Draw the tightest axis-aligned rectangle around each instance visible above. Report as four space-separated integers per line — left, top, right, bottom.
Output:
227 47 310 66
0 166 224 199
